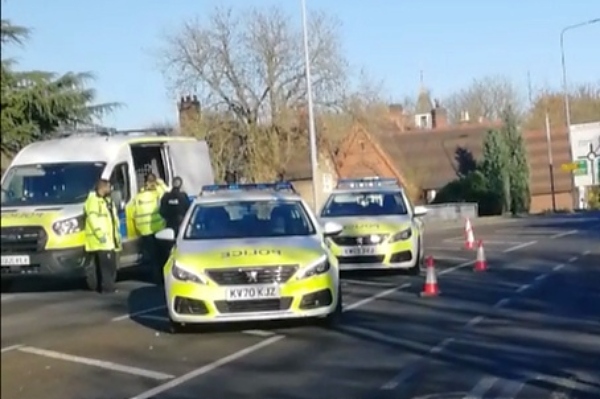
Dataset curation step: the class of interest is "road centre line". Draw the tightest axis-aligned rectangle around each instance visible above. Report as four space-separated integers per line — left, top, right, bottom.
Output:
503 240 537 253
1 344 23 353
128 335 284 399
550 229 578 239
380 259 571 391
462 375 498 399
18 346 174 380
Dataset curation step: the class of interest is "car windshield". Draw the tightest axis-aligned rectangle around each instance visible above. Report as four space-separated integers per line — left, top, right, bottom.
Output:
321 191 408 217
184 199 316 240
1 162 105 206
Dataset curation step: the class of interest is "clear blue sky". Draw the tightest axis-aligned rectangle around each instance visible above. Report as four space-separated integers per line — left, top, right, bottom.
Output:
4 0 599 129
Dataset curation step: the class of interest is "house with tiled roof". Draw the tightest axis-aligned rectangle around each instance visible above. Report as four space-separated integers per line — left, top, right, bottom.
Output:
334 86 574 212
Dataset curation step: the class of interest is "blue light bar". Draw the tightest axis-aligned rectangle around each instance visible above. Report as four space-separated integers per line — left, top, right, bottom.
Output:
201 181 296 194
336 177 400 189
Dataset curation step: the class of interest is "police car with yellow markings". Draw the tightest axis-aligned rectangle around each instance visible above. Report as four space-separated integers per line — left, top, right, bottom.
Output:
319 177 428 274
1 128 213 290
155 182 344 333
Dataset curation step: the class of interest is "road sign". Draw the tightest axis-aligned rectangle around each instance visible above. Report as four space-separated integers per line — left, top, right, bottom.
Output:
561 162 579 172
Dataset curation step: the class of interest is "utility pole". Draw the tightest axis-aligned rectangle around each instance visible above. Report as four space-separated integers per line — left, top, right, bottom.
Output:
300 0 320 210
545 111 557 212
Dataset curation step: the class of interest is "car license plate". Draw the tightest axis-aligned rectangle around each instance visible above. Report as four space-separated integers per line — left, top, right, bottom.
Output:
226 285 280 301
342 246 377 256
1 255 31 266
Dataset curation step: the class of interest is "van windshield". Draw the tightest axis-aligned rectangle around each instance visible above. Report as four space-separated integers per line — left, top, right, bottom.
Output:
1 162 105 206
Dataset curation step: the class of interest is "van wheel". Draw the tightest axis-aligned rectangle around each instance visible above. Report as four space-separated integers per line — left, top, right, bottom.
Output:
318 286 343 329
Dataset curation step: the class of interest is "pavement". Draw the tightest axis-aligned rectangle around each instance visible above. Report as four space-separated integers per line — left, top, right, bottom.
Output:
1 213 599 399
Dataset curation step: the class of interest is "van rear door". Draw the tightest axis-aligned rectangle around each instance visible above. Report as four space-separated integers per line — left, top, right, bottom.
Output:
167 140 215 194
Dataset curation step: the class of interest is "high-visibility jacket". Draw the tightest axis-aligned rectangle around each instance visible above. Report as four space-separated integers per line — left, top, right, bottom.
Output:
133 188 165 236
83 191 121 252
156 179 169 198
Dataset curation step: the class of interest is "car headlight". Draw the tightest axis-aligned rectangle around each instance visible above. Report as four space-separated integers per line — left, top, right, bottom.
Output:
389 227 412 243
172 262 207 284
52 215 84 236
296 255 331 280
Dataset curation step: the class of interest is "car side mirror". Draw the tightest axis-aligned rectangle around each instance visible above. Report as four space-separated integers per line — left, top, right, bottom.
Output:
155 228 176 241
322 221 343 237
413 205 428 218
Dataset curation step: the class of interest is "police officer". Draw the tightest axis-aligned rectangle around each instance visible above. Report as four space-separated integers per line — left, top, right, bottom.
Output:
83 179 121 293
159 176 191 236
133 173 166 284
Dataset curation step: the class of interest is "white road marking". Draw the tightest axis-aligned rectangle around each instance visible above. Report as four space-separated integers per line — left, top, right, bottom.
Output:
550 230 578 239
503 240 537 253
342 279 396 288
535 274 549 282
567 256 578 263
439 260 476 276
112 305 166 322
463 376 499 398
343 283 412 311
496 377 527 399
582 250 591 256
1 344 23 353
516 284 531 293
553 263 565 272
493 298 510 308
466 315 485 328
128 335 284 399
431 255 470 262
381 258 564 391
18 346 174 380
242 329 276 337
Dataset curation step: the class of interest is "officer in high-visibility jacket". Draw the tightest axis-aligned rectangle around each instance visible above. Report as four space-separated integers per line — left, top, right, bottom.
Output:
83 179 121 293
133 173 167 283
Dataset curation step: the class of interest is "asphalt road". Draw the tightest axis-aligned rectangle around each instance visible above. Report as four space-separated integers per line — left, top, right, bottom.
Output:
1 214 599 399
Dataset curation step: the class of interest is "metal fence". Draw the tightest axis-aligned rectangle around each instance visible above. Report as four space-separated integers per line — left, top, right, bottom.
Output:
422 202 479 222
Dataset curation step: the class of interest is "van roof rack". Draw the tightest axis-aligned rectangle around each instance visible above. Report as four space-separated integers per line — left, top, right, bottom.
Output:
336 177 400 189
55 127 173 138
200 181 297 195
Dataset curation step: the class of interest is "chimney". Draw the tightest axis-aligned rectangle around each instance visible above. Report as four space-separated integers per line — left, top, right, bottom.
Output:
178 94 201 133
388 103 406 131
431 99 448 129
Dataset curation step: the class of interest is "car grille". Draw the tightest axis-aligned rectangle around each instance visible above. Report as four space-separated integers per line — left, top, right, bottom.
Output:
205 265 299 286
337 255 385 264
332 234 388 246
0 226 47 254
214 298 293 313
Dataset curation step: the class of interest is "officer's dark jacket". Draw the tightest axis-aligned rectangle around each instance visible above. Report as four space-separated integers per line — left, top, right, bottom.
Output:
159 188 191 229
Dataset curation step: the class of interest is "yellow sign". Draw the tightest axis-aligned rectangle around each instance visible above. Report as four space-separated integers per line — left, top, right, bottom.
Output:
561 162 578 172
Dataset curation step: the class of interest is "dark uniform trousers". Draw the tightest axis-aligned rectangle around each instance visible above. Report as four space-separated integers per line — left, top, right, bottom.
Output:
90 250 117 293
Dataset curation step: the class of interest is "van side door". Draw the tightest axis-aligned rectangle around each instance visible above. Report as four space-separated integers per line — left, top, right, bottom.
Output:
166 140 215 196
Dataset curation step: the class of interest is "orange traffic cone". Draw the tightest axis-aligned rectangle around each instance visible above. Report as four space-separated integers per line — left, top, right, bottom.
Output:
464 217 475 250
474 240 487 272
420 256 440 297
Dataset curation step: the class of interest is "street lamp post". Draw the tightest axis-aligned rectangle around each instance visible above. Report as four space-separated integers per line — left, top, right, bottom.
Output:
560 18 600 207
300 0 320 210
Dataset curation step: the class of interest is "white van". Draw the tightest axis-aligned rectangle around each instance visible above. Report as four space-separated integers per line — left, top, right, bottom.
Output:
0 129 214 289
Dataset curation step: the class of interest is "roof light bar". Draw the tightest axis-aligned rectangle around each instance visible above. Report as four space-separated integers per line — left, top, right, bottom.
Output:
336 177 400 189
200 181 296 195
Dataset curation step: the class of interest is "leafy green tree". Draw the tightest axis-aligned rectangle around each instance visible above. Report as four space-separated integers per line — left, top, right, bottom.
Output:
501 107 531 214
479 129 510 213
1 19 120 157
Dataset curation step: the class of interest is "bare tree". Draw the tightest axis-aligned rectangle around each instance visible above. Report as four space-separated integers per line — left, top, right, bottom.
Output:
525 82 600 130
158 6 349 180
443 75 524 123
159 6 347 125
